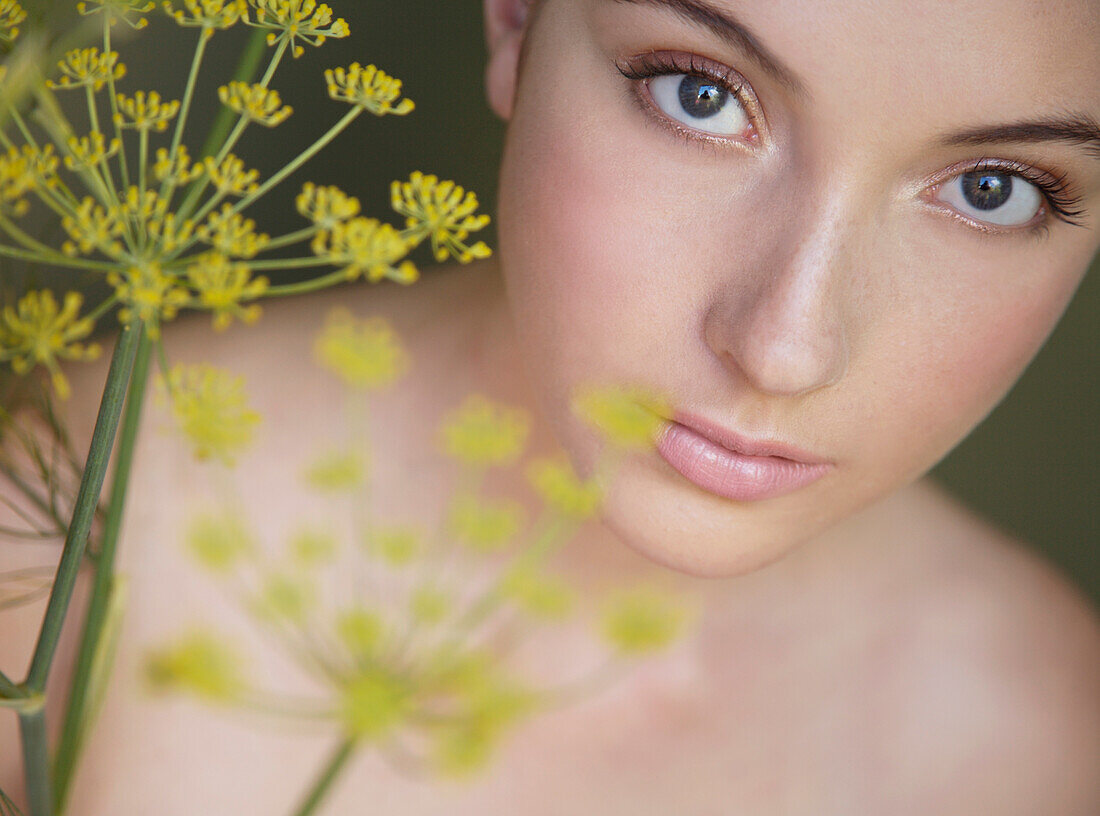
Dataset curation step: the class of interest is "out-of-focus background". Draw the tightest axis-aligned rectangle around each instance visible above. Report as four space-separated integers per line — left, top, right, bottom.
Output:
6 1 1097 603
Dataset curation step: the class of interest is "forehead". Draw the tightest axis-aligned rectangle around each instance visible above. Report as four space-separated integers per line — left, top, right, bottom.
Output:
585 0 1100 138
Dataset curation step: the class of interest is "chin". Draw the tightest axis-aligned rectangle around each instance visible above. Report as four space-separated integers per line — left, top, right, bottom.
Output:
596 454 825 579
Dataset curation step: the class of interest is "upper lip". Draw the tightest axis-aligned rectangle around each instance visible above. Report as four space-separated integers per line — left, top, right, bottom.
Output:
668 410 831 466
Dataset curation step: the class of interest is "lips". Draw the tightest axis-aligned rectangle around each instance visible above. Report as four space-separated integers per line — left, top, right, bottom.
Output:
654 413 831 502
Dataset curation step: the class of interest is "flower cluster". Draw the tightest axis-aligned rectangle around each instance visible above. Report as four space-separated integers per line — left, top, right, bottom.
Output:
146 312 688 780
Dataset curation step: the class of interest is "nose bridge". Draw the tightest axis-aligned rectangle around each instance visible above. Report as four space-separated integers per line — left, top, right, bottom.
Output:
707 190 856 398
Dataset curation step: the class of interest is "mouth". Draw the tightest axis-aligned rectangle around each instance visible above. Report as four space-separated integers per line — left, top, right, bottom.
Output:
654 411 832 502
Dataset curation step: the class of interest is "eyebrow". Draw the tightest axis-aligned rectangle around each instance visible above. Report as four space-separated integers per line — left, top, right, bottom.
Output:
940 115 1100 160
611 0 809 98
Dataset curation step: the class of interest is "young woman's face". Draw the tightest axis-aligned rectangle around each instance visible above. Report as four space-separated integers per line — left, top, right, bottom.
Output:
494 0 1100 576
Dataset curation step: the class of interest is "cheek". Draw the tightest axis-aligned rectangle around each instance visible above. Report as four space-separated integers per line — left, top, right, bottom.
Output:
857 251 1085 484
498 102 696 426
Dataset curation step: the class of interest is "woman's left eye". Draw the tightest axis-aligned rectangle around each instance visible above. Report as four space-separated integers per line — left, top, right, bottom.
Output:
935 170 1043 227
647 73 750 137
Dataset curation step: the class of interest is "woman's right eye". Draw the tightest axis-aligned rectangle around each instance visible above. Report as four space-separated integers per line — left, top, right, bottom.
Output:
646 73 751 137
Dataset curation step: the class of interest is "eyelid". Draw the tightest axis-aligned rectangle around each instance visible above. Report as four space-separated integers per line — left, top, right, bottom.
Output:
616 50 769 147
920 157 1087 234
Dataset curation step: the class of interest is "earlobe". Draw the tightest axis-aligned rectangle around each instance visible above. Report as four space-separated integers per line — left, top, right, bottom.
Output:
484 0 528 120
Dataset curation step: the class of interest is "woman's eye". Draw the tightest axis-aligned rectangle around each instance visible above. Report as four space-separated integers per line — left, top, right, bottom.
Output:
647 73 750 137
935 170 1043 227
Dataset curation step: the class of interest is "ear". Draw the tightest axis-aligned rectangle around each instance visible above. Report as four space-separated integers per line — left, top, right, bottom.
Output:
484 0 529 119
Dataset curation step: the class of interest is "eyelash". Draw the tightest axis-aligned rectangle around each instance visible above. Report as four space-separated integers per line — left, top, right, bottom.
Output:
616 52 1088 235
936 158 1086 233
615 51 762 145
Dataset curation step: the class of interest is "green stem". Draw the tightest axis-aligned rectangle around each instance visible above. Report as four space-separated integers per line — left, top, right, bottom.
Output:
261 224 320 251
231 106 362 217
247 255 334 271
262 269 349 297
104 18 129 190
23 321 143 694
289 739 357 816
52 333 152 813
0 669 22 699
175 28 268 221
0 242 114 272
168 31 208 169
18 707 49 816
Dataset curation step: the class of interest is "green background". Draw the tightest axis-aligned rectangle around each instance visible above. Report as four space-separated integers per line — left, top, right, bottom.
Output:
9 1 1098 604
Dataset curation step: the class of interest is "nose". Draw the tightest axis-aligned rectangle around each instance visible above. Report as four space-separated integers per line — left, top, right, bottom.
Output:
704 207 853 398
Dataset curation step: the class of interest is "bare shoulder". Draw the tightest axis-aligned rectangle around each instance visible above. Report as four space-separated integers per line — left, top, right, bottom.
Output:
873 481 1100 815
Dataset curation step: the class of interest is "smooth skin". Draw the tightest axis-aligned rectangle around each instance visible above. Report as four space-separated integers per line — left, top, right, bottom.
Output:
2 0 1099 812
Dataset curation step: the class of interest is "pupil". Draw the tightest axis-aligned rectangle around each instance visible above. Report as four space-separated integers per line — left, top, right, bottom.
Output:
961 172 1012 211
678 76 727 119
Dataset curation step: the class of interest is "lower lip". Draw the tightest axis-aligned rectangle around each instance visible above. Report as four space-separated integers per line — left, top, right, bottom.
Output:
655 422 830 502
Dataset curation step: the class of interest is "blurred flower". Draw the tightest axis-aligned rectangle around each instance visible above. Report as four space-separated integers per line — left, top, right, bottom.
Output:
526 458 601 520
0 290 101 399
186 510 256 572
187 252 269 330
572 385 669 450
145 630 246 701
303 448 365 491
448 494 524 553
600 588 685 656
162 363 261 464
314 309 408 390
439 395 529 468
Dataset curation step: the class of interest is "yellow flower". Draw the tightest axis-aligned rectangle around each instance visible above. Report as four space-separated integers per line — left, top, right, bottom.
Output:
62 197 124 257
108 262 189 338
77 0 155 29
162 363 261 464
162 0 247 35
422 653 533 775
0 0 26 44
311 217 417 284
0 290 101 399
391 172 492 263
248 0 349 58
253 573 314 623
114 90 181 131
599 587 685 656
338 669 409 740
572 385 669 450
410 584 451 625
197 204 269 258
288 527 337 566
64 131 122 171
117 185 170 223
146 212 196 254
47 48 126 91
185 510 255 572
325 63 414 115
0 145 37 216
145 629 245 701
203 153 260 196
368 526 420 567
526 458 602 520
296 181 360 230
153 145 203 185
336 607 385 659
187 252 269 331
217 81 292 126
439 395 529 468
303 448 365 491
313 309 408 390
500 566 574 620
448 494 524 553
